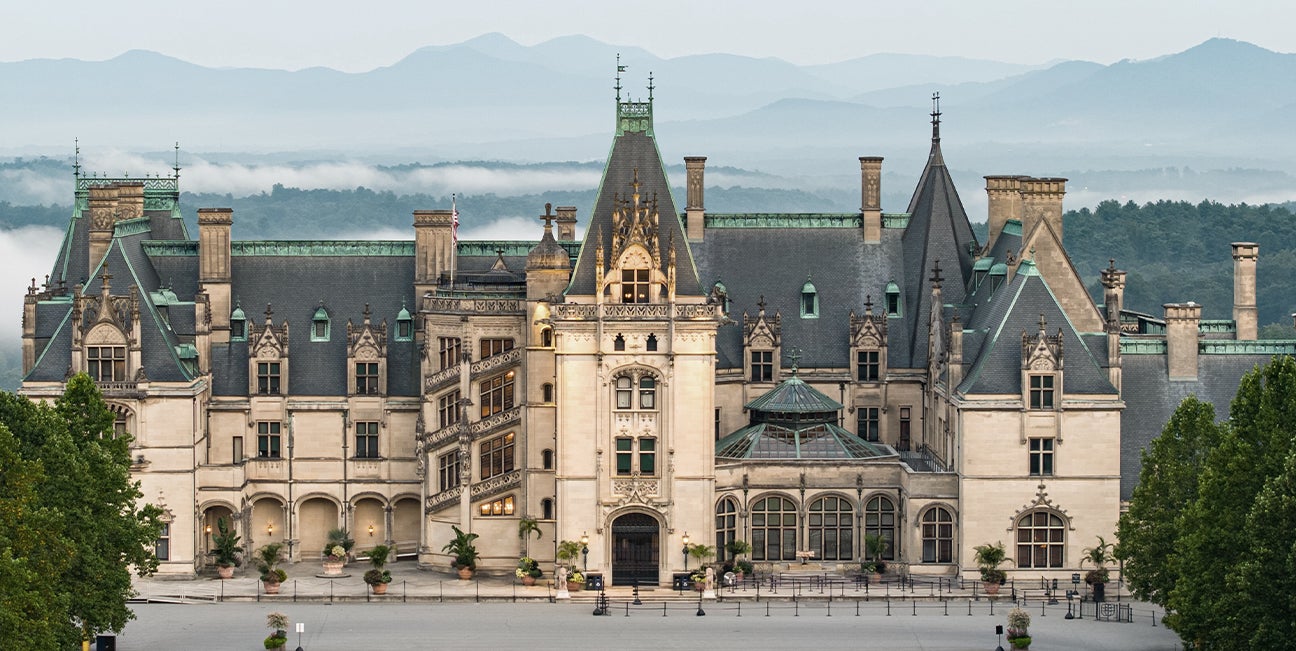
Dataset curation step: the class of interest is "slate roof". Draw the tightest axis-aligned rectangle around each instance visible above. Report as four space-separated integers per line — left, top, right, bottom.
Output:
693 226 911 370
567 109 702 297
958 259 1115 396
899 126 979 369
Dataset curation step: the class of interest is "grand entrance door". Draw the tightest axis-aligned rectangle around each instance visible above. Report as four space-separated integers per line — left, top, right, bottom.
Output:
612 513 659 586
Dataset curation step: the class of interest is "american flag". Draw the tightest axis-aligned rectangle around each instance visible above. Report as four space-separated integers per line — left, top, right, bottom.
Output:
451 194 459 244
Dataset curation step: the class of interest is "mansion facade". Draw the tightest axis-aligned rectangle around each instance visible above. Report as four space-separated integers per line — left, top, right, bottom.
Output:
20 85 1291 585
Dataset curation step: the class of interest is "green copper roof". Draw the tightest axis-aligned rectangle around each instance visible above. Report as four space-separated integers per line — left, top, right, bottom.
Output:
745 374 842 413
1001 220 1023 237
989 262 1008 275
715 422 891 460
973 258 994 271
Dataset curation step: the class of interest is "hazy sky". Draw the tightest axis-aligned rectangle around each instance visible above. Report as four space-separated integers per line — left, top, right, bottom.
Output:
2 0 1291 71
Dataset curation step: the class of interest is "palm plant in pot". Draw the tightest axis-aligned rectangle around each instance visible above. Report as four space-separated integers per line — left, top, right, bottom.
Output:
210 517 242 579
443 526 479 580
255 543 287 594
363 543 394 594
973 541 1009 595
325 527 355 563
863 533 889 579
1081 535 1115 602
726 539 753 580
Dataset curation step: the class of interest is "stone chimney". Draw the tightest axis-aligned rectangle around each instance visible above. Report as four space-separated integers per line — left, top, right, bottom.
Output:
198 208 234 339
117 181 145 221
1019 177 1067 242
1232 242 1258 340
1100 261 1127 391
1165 302 1202 381
860 156 883 243
948 312 964 389
87 184 120 269
984 175 1025 248
554 206 578 241
685 156 707 241
413 209 455 296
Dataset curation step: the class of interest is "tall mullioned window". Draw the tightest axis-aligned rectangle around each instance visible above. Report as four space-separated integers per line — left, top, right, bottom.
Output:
438 452 460 492
865 496 896 561
479 371 515 418
355 421 379 459
621 268 650 303
479 338 513 360
438 337 461 371
857 407 879 442
88 345 127 382
479 432 515 480
257 362 281 395
750 350 773 382
257 422 281 459
716 498 738 562
1016 512 1064 569
857 350 879 381
1029 438 1055 476
438 390 460 429
751 496 797 562
355 362 379 395
808 496 853 561
921 507 954 563
1030 375 1055 409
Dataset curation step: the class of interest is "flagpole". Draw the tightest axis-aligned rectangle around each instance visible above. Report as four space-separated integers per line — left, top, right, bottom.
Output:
450 193 458 287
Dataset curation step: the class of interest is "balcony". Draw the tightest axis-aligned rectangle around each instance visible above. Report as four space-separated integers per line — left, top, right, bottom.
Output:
424 364 461 393
469 347 522 379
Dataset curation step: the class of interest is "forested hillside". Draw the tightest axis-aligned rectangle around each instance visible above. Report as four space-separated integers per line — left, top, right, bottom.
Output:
1064 199 1296 332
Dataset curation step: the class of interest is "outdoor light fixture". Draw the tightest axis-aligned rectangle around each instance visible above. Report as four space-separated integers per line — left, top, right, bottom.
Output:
682 532 690 572
267 522 273 536
581 531 589 573
368 523 376 537
205 524 212 535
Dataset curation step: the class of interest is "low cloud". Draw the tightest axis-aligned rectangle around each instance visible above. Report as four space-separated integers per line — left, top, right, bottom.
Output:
0 226 65 343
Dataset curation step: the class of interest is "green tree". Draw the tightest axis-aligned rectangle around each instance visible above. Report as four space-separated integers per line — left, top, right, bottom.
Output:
1228 448 1296 649
0 375 163 646
0 423 72 650
1116 396 1220 605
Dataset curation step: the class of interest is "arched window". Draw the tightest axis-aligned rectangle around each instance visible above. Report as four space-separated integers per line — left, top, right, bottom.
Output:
614 374 657 410
751 496 796 561
800 276 819 319
395 304 413 342
1016 511 1064 568
646 333 658 351
541 498 554 520
864 496 896 560
311 304 330 342
808 496 854 561
639 376 656 409
716 497 739 562
614 334 626 351
230 303 247 341
541 449 554 470
885 281 902 317
540 327 553 348
542 383 554 403
921 507 954 563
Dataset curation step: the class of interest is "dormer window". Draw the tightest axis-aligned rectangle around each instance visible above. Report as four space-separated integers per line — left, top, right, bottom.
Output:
88 345 127 382
800 276 819 319
622 268 650 303
395 304 413 342
230 304 247 341
1029 374 1055 409
885 282 902 317
311 305 330 342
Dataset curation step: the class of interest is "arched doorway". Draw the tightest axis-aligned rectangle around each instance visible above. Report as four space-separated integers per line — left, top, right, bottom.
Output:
298 497 338 560
612 512 659 586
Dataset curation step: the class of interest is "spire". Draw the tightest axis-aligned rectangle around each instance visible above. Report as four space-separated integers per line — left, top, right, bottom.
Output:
173 141 181 180
615 54 624 103
73 138 81 179
930 92 941 144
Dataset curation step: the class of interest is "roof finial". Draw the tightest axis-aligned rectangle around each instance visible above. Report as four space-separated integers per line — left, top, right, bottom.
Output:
647 71 654 102
173 141 181 180
1038 313 1047 332
615 54 625 103
930 92 941 143
73 138 81 179
785 347 802 375
540 202 555 232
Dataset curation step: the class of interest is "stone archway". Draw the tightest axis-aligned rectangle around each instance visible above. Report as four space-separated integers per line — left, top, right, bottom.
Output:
611 512 660 586
298 497 338 560
200 505 236 567
392 497 420 554
353 497 386 552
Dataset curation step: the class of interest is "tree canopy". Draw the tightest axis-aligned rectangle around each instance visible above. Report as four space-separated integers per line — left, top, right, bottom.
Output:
1118 356 1296 649
0 374 162 648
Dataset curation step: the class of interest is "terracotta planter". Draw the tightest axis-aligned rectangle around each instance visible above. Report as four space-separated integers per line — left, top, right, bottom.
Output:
521 575 537 586
566 581 584 592
694 582 706 592
371 582 389 595
217 565 234 579
458 567 473 580
322 560 345 576
263 580 281 595
983 581 1001 595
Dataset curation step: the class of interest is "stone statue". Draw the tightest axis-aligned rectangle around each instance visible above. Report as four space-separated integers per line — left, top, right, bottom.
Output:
555 565 567 585
704 566 715 591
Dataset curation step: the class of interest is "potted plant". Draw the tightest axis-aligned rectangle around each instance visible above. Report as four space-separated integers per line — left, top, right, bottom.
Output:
565 569 586 592
515 556 543 586
1082 535 1115 602
263 611 289 651
325 527 355 563
322 544 347 576
689 568 708 591
688 543 715 572
518 516 542 557
210 517 242 579
1006 606 1032 649
973 541 1009 595
726 540 752 580
442 526 479 580
363 543 394 594
864 533 889 579
255 543 287 594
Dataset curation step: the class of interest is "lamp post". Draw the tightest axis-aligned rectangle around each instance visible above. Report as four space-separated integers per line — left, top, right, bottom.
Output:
580 531 589 573
682 532 690 572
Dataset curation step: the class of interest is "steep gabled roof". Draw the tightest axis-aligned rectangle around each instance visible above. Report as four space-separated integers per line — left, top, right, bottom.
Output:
899 105 978 368
958 259 1115 396
566 98 702 297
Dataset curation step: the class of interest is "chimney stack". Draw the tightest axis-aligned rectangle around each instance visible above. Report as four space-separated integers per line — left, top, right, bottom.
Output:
413 209 455 296
198 208 234 339
554 206 578 241
860 157 883 243
117 181 145 221
1019 177 1067 242
1101 262 1127 391
684 156 707 241
87 184 120 268
984 175 1025 248
1165 302 1202 381
1232 242 1258 340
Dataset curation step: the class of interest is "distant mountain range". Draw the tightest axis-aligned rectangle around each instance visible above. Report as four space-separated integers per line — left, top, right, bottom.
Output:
3 35 1296 183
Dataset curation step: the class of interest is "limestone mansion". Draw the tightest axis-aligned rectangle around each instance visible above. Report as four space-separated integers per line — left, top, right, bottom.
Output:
20 85 1286 585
